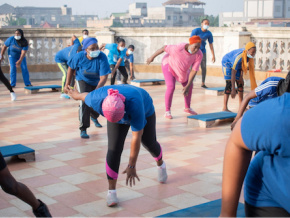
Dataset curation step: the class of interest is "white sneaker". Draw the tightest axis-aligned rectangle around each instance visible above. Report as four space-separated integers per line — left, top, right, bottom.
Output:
60 93 70 99
158 162 168 183
107 191 118 207
10 92 16 101
117 81 122 85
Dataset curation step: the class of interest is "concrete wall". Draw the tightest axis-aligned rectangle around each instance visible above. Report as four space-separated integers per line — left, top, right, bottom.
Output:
1 26 289 86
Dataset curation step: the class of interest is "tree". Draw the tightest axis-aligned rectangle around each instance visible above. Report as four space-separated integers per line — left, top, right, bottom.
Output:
5 14 27 26
194 15 219 27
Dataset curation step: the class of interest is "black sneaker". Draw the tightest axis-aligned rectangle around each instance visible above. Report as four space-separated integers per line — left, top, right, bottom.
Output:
26 84 33 87
201 85 208 88
33 200 52 217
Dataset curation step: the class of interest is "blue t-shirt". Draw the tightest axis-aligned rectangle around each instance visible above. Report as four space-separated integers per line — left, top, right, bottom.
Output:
241 93 290 212
55 38 81 63
124 48 134 63
4 36 28 59
85 85 155 131
222 48 246 71
105 43 126 66
68 51 111 86
249 77 282 107
190 28 213 53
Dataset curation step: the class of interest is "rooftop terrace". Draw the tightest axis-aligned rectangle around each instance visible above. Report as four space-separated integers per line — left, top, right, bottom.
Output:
0 80 245 217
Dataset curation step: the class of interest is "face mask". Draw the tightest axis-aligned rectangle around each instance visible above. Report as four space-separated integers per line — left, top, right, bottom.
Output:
247 53 254 59
83 35 88 39
128 50 133 55
89 50 100 58
14 36 21 40
203 25 209 30
119 46 125 51
188 49 193 54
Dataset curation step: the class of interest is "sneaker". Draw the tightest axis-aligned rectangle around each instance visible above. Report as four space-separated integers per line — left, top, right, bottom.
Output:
60 93 70 99
116 80 122 85
33 200 52 217
164 111 172 119
158 162 168 183
201 85 208 88
107 191 118 207
10 92 16 101
91 117 102 128
26 84 33 87
184 108 198 115
80 130 90 139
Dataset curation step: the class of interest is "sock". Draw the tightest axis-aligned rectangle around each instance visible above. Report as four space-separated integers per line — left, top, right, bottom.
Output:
108 190 116 194
158 161 166 169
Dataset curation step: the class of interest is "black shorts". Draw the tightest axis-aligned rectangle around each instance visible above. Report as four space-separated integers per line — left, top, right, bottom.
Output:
0 152 7 171
225 80 244 94
245 201 290 217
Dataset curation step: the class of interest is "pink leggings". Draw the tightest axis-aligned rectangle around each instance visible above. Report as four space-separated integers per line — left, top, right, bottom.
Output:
162 64 193 111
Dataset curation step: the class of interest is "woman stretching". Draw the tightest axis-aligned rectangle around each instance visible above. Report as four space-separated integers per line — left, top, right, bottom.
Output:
147 36 203 119
0 60 16 101
68 84 167 207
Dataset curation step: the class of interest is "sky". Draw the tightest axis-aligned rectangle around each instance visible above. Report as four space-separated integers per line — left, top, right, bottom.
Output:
0 0 244 18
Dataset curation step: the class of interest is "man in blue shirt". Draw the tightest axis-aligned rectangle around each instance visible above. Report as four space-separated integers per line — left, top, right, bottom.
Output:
55 35 81 99
65 37 111 138
220 92 290 217
190 19 215 88
231 71 290 130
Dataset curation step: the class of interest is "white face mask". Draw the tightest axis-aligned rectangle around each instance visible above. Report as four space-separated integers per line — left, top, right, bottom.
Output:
188 48 193 54
83 35 88 39
128 50 133 55
118 46 125 51
89 50 100 58
14 36 21 40
203 25 209 30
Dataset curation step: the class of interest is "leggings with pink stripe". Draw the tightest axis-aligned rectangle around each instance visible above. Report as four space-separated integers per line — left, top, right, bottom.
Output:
162 64 193 111
106 112 162 180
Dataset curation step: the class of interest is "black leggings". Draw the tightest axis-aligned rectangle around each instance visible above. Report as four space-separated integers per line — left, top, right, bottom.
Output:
110 65 128 85
106 112 162 180
245 201 290 217
0 67 14 92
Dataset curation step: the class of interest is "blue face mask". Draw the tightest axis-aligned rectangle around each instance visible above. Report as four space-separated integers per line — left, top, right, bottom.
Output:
89 50 100 58
247 53 254 59
188 49 193 54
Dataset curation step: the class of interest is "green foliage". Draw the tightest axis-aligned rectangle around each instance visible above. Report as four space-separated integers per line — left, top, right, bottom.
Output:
111 20 123 27
5 15 27 26
194 15 219 27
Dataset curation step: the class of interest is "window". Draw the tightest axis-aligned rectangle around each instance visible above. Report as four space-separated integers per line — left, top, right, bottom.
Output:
130 20 134 23
71 17 75 21
180 16 182 20
168 16 171 20
125 20 128 23
135 20 139 23
173 16 177 20
275 5 281 12
51 16 56 21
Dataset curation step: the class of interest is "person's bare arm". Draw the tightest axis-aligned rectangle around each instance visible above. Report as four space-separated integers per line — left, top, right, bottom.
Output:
96 75 108 89
111 58 122 77
67 86 88 101
70 35 77 46
129 62 134 79
231 69 237 99
99 43 106 51
231 90 257 130
16 50 27 67
122 129 143 187
209 43 215 63
220 118 252 217
0 45 7 62
146 46 166 65
183 69 198 96
64 67 75 93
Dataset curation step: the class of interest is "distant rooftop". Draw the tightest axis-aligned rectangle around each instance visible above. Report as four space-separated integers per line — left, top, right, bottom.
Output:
110 12 128 18
163 0 205 6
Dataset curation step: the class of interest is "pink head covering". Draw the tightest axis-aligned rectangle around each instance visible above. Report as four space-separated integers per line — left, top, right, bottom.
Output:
102 89 126 123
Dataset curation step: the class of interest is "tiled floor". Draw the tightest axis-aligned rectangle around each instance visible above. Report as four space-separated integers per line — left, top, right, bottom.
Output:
0 80 246 217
